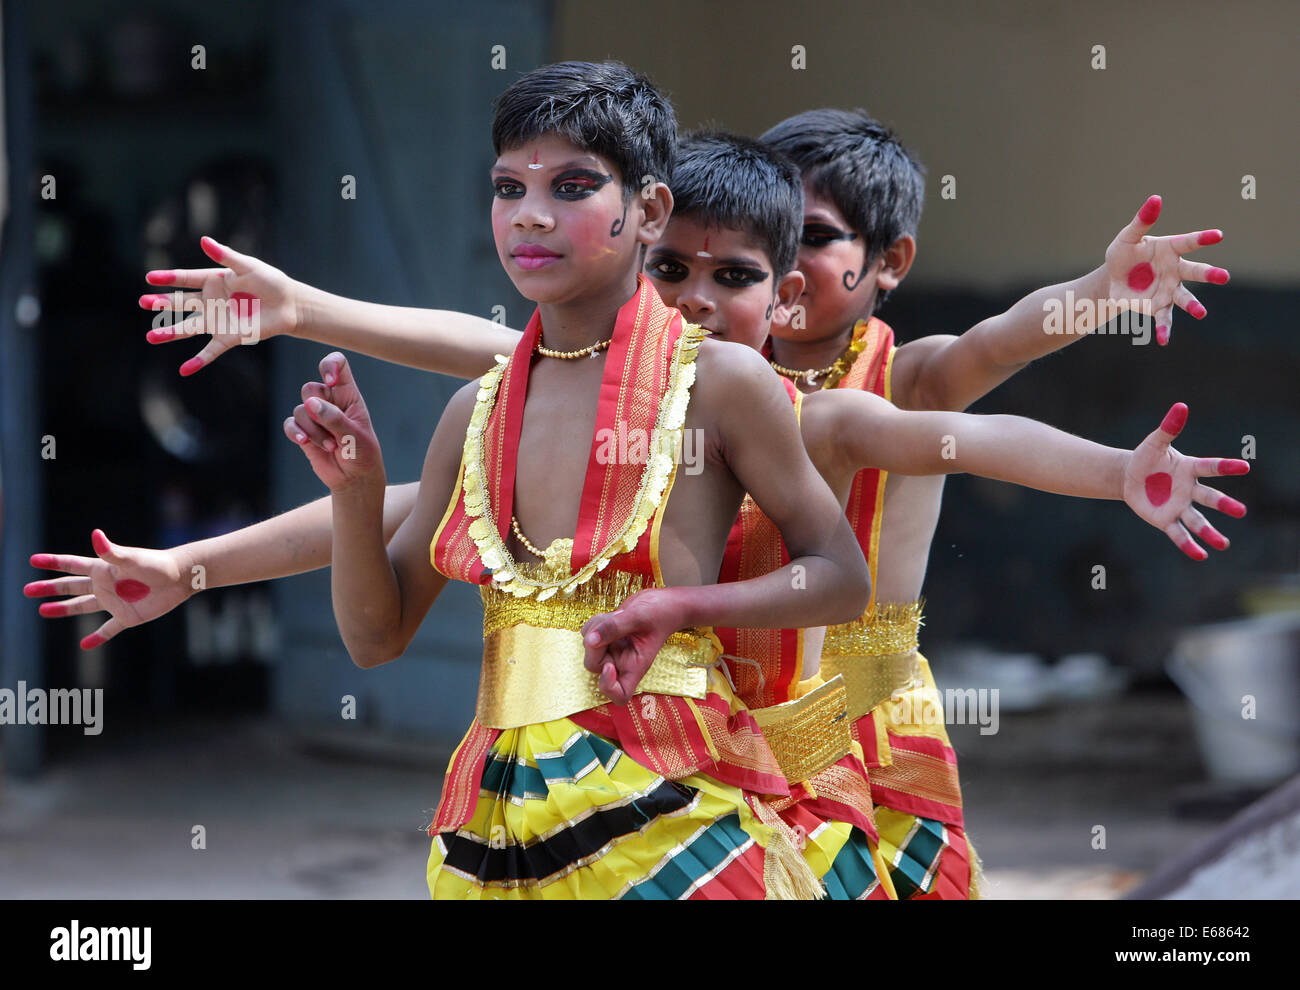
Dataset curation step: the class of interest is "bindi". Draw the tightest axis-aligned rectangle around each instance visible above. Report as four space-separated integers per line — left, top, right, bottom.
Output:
115 579 151 603
697 236 712 259
527 149 542 171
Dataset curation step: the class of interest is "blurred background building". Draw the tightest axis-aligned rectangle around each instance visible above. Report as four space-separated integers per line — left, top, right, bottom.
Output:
1 0 1296 897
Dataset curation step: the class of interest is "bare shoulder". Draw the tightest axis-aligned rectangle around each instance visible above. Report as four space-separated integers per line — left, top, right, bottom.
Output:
692 338 789 417
891 333 959 411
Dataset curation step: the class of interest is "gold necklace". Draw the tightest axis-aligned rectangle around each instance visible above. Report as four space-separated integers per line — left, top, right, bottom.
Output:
535 336 612 360
511 515 547 558
769 331 869 390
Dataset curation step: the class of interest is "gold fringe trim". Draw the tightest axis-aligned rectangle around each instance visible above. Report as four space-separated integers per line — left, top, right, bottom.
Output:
967 833 987 900
822 598 925 659
750 796 826 900
460 323 709 600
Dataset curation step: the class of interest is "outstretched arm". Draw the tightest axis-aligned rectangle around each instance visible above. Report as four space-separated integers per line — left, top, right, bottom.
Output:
580 345 870 701
285 352 470 667
893 195 1228 413
812 390 1248 560
142 236 520 379
25 484 420 649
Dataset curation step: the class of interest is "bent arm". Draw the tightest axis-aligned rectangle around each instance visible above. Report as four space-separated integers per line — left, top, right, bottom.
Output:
330 387 472 667
673 347 870 630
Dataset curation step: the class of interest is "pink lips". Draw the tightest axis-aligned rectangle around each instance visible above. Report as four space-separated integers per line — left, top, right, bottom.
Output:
512 244 561 270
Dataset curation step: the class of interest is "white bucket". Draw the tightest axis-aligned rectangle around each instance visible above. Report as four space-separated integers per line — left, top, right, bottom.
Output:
1166 612 1300 786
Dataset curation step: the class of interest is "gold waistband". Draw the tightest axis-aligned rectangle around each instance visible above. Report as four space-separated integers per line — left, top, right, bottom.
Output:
477 625 715 729
752 675 852 784
819 650 923 722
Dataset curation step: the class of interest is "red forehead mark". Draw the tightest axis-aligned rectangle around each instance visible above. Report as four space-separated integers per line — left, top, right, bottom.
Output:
1126 262 1156 292
697 235 712 259
1137 196 1162 224
1197 229 1222 246
1145 472 1173 506
528 149 542 170
115 579 151 603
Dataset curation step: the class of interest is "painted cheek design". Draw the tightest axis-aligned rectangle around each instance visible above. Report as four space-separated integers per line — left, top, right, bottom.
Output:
609 204 627 238
1145 472 1174 506
1126 262 1156 292
1137 196 1162 224
115 579 151 603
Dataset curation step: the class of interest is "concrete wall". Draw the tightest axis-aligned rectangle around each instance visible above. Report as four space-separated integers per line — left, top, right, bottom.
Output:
555 0 1298 292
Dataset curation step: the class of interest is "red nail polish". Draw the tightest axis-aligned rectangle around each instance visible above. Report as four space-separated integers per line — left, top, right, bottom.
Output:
80 633 106 650
1159 403 1188 435
1197 230 1222 246
1138 196 1162 224
30 554 56 568
179 357 204 377
201 236 224 260
91 530 111 555
146 329 170 343
1126 262 1156 292
39 603 65 617
1208 267 1229 285
1220 497 1246 518
1156 325 1170 346
1218 459 1250 475
146 270 177 285
1189 301 1207 320
24 581 54 596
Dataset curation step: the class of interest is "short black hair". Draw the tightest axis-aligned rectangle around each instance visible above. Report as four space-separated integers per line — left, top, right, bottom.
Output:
671 130 803 278
492 61 677 199
762 109 925 308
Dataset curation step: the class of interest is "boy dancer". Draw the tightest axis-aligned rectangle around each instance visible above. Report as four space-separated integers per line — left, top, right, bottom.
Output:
30 129 1247 899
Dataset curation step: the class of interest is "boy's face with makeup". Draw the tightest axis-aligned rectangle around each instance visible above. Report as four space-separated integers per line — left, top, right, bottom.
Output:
645 215 800 352
773 182 883 344
490 133 644 304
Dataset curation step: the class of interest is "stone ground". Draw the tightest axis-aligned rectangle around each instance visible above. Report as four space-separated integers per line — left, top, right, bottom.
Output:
0 689 1267 899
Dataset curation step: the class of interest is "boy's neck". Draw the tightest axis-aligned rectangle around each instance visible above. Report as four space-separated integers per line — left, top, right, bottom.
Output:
535 272 641 352
768 317 864 374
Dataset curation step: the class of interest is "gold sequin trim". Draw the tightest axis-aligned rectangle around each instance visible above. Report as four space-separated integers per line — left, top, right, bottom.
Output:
752 675 852 784
822 599 924 659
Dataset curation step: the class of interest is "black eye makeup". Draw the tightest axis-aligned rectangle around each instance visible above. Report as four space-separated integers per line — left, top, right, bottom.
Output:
647 256 687 281
554 169 614 199
492 177 524 199
714 266 769 288
800 223 860 248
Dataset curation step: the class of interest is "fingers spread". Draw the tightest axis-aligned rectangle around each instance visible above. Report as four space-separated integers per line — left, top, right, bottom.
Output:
25 576 93 597
29 553 95 576
1192 482 1246 518
1119 194 1162 243
1156 402 1189 441
1164 520 1208 561
1173 285 1207 321
81 617 124 650
40 594 102 619
1181 506 1228 551
1192 456 1250 478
